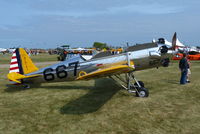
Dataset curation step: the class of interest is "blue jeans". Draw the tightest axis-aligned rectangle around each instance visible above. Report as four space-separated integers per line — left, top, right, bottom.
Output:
180 69 188 84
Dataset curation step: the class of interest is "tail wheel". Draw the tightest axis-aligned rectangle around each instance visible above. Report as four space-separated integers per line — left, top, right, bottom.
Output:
136 87 149 97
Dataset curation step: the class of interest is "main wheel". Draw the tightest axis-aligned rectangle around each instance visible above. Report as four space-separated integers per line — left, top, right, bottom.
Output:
134 81 145 87
136 87 149 97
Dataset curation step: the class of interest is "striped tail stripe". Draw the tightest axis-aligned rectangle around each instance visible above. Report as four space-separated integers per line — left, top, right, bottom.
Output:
11 56 17 59
9 50 19 74
9 50 21 84
10 61 18 65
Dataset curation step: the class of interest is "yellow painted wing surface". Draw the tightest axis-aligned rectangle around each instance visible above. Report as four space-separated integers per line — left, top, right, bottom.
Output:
76 65 134 80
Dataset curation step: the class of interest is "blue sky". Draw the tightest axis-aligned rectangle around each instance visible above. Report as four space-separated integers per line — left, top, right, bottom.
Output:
0 0 199 48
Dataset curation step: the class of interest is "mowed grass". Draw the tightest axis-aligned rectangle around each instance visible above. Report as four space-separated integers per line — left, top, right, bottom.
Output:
0 53 58 64
0 60 200 133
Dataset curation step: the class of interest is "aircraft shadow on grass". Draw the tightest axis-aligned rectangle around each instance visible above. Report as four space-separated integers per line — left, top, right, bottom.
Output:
4 84 92 92
4 78 120 114
40 85 93 90
60 78 120 115
4 83 42 92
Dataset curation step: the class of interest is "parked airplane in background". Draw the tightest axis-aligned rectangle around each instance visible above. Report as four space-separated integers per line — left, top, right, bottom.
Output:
154 36 185 48
154 35 200 61
161 37 200 60
173 53 200 60
7 33 178 97
7 48 16 53
65 48 96 60
0 48 7 53
0 48 16 54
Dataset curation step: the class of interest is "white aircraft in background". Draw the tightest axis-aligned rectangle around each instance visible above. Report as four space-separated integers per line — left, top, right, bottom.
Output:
0 48 7 53
63 47 96 61
7 48 16 53
0 48 16 54
155 37 185 47
156 37 200 54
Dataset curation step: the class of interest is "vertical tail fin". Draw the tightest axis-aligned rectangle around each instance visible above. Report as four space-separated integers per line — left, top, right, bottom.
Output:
18 48 38 74
9 48 39 74
8 48 39 84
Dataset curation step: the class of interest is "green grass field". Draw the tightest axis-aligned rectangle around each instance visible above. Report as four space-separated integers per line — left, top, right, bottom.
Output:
0 54 200 134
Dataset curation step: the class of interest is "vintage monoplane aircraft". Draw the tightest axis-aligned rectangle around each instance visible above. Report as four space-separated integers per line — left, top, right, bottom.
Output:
7 33 178 97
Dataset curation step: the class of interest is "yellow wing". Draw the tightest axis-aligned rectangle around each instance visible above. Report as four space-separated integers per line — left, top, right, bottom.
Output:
76 65 134 80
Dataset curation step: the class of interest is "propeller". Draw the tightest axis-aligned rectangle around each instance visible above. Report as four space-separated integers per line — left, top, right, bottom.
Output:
160 32 178 67
160 32 177 54
171 32 177 50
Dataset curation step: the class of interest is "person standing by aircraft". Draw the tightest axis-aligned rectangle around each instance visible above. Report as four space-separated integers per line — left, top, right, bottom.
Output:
187 57 191 83
179 53 189 84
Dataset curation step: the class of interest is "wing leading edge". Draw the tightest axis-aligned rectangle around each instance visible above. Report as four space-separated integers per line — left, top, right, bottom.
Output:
76 65 135 80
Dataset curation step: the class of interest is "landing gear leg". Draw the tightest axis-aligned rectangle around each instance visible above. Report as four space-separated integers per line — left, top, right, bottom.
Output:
110 72 149 97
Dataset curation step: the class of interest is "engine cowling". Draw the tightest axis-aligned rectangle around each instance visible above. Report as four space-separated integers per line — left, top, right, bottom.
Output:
160 46 168 54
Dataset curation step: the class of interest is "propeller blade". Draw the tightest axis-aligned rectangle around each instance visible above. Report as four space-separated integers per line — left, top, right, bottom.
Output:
171 32 177 50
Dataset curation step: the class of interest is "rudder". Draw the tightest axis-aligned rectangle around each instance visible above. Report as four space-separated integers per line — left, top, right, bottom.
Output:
18 48 38 74
8 48 39 84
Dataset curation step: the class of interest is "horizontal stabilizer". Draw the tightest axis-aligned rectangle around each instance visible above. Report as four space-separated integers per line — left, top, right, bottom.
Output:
7 72 40 83
76 65 134 80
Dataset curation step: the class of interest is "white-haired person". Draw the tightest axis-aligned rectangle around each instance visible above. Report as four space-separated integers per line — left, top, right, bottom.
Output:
187 56 191 83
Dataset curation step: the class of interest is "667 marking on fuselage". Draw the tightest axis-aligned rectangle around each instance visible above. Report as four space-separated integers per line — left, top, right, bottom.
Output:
43 61 79 81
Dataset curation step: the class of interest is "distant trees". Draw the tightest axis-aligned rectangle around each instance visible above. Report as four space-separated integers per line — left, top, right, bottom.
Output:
93 42 108 50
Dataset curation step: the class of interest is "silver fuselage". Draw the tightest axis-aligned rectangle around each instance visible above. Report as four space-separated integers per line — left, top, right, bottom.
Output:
24 44 173 84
